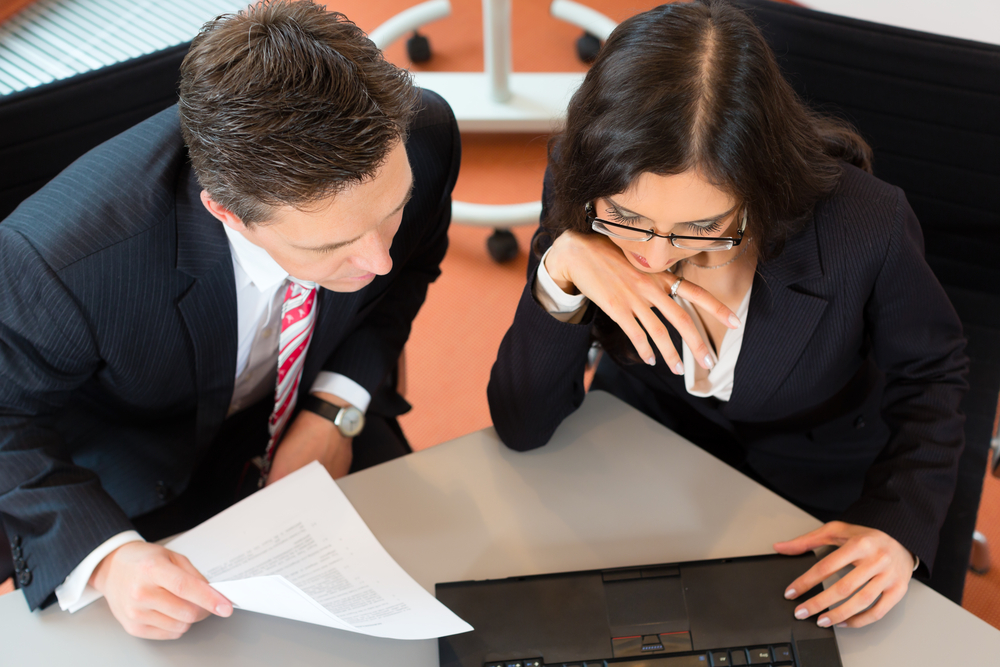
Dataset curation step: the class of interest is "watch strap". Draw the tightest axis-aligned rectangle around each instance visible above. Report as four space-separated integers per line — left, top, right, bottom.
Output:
301 394 344 424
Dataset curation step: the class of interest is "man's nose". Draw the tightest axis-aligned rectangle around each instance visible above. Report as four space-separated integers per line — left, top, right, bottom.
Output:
356 230 393 275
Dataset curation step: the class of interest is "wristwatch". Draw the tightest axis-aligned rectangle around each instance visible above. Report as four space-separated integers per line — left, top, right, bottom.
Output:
301 394 365 438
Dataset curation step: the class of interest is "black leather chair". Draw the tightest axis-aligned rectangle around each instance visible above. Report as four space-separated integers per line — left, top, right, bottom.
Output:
740 0 1000 604
0 42 189 221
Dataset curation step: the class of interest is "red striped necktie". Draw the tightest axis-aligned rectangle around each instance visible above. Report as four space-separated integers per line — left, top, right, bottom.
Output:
255 279 318 485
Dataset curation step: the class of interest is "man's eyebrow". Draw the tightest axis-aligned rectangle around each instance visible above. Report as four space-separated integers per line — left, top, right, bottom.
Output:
297 178 415 253
606 197 735 226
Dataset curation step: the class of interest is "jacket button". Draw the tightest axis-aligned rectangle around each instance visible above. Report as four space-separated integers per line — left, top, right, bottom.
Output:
13 558 25 572
17 569 32 587
11 545 22 559
854 415 865 429
11 535 21 548
155 481 171 501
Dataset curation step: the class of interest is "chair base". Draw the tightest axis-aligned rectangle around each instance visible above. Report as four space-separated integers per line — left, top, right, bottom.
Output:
971 530 991 575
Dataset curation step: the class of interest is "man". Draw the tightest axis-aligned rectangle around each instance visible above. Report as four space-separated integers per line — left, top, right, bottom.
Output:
0 0 459 639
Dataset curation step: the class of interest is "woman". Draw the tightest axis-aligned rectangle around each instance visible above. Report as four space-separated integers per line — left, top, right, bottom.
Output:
487 0 968 628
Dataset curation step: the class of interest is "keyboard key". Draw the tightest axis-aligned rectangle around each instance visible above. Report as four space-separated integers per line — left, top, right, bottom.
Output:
729 648 749 666
772 644 793 663
711 651 730 666
748 647 771 664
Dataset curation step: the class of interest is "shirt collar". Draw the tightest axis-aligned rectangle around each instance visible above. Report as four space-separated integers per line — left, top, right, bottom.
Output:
222 223 292 292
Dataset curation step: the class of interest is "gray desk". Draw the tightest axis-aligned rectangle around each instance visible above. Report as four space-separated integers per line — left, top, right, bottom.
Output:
2 391 998 664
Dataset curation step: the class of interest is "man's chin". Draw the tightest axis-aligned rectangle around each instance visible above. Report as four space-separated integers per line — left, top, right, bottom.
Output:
319 273 377 292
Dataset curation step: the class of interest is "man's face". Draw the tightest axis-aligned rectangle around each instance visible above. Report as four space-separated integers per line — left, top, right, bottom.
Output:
202 140 413 292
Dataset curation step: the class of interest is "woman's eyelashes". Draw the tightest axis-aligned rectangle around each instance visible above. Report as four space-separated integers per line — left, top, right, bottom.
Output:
604 206 642 227
604 204 724 236
686 219 723 235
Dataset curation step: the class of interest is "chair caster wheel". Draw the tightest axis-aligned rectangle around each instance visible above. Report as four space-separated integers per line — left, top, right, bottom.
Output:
576 32 601 64
407 31 432 63
487 229 519 263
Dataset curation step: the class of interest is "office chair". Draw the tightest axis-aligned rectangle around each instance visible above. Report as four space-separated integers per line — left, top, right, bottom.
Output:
0 42 189 221
739 0 1000 604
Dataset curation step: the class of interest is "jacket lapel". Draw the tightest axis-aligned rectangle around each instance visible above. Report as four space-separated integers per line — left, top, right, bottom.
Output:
724 218 829 419
174 166 238 447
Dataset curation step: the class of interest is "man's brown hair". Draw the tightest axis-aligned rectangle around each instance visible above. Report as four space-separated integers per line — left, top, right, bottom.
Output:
179 0 419 224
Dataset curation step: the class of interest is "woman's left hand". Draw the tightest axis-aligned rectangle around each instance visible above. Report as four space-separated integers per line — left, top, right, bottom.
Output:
773 521 914 628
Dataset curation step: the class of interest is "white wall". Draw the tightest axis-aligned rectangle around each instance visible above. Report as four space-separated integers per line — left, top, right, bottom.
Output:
802 0 1000 45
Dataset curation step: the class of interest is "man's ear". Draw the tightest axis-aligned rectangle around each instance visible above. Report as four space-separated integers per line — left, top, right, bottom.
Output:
200 190 246 232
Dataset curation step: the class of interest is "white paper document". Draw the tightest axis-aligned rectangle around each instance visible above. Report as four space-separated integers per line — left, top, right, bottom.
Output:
166 461 472 640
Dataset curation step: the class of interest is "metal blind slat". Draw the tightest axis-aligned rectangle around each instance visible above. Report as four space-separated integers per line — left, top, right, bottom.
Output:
0 0 249 96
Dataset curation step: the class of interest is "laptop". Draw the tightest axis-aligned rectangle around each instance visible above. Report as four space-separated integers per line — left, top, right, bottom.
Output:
436 552 843 667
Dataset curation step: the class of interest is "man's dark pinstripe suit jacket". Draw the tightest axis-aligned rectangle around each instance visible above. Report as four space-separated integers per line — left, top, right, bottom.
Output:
0 90 460 610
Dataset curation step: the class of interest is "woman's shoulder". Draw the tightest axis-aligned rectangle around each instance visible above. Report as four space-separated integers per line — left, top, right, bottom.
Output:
811 162 910 255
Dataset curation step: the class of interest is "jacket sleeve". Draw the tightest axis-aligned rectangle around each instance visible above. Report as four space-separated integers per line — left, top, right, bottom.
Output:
320 92 460 403
839 188 969 574
0 228 134 610
487 170 597 451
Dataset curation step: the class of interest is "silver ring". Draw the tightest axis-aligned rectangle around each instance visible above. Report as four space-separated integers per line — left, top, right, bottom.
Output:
670 277 683 298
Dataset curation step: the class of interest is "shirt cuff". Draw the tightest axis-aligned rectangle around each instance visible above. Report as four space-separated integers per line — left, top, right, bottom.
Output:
55 530 145 613
534 247 589 323
310 372 372 413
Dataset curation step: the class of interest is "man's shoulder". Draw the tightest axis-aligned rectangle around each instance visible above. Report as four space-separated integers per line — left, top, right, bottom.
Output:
410 88 457 133
1 106 187 272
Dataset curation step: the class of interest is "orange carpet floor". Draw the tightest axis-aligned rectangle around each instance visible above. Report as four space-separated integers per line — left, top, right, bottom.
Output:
2 0 998 635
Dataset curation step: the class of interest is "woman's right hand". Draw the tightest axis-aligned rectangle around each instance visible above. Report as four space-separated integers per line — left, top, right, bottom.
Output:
543 230 740 373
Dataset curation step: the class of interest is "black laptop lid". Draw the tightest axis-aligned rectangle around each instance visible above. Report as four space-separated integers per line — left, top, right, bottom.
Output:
436 553 842 667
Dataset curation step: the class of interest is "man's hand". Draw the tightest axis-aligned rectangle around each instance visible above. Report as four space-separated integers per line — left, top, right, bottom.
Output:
543 230 739 372
267 392 353 484
89 542 232 640
774 521 915 628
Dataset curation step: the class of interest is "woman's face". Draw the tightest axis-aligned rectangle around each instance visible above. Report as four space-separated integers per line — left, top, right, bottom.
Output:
595 170 741 274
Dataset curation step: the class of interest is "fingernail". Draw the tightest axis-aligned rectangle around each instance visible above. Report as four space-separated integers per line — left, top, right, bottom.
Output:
728 314 742 329
794 608 809 620
817 617 831 628
784 588 796 599
703 354 715 369
835 623 847 629
646 356 656 366
216 604 232 616
674 361 684 375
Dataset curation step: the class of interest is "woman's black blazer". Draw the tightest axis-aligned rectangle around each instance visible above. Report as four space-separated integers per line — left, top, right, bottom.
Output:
488 164 968 574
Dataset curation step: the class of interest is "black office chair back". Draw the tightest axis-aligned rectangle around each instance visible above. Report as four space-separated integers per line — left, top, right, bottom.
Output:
0 42 189 221
741 0 1000 604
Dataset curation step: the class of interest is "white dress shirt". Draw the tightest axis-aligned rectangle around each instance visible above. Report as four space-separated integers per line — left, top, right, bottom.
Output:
534 248 750 400
55 224 370 612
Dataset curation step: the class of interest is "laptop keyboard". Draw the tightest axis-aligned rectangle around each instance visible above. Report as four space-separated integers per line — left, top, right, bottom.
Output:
485 643 796 667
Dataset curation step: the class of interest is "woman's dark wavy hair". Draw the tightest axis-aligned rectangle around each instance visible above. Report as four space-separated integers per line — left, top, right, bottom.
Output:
543 0 872 362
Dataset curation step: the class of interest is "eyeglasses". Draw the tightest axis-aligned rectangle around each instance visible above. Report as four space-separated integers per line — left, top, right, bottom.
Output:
586 201 746 251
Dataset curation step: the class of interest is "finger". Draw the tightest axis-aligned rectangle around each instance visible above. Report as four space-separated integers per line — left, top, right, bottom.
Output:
601 298 660 367
783 540 866 600
130 606 196 635
675 278 741 329
171 553 211 584
121 622 187 641
811 575 890 628
642 293 714 370
632 305 683 373
774 523 844 555
837 582 908 628
791 558 886 619
155 561 232 617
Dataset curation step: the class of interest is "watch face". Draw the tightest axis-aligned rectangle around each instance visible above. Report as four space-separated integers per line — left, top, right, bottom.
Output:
337 406 365 437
